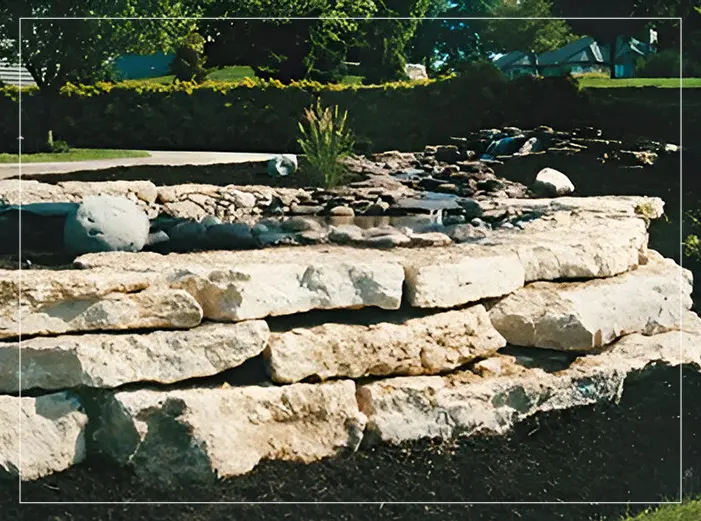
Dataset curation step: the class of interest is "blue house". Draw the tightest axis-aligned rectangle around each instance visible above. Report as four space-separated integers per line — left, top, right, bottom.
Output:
112 51 175 80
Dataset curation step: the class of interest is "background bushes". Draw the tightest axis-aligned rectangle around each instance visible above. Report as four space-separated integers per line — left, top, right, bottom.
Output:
0 74 693 155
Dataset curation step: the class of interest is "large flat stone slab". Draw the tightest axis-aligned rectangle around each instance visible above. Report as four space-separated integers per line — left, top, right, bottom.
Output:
357 312 701 445
92 380 366 486
489 251 692 351
265 305 506 383
75 198 651 313
0 320 269 392
0 392 88 480
0 267 203 339
76 250 406 321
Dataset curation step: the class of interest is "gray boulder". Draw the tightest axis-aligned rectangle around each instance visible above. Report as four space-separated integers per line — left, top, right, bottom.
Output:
267 154 298 177
533 168 575 197
64 196 150 254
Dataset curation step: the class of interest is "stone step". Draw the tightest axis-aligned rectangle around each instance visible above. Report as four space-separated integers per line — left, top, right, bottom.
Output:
0 320 269 393
357 312 701 445
0 392 88 481
265 305 506 384
0 267 203 340
91 380 366 486
489 251 693 351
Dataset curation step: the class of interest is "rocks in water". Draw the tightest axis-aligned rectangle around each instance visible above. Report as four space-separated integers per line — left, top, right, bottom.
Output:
410 232 452 247
435 145 461 164
281 216 323 233
489 251 692 351
329 206 355 217
514 137 543 156
328 225 364 245
533 168 575 197
289 203 324 215
1 393 88 480
484 136 528 157
267 154 298 177
63 196 150 254
167 220 208 251
205 223 257 249
265 305 505 384
446 224 488 243
364 233 412 249
92 380 366 485
1 321 269 392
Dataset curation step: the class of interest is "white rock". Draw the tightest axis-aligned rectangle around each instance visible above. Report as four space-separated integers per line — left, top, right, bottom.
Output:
265 305 506 383
0 393 88 480
489 251 693 351
93 380 366 485
0 269 202 339
533 168 575 197
405 63 429 80
0 320 269 392
357 317 701 445
404 252 526 308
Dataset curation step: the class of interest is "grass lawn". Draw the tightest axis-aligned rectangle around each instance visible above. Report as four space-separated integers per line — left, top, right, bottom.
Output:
142 65 256 84
143 65 368 85
617 500 701 521
580 77 701 88
0 149 151 164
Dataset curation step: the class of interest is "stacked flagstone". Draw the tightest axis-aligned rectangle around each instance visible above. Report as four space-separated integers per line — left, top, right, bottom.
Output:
1 190 698 488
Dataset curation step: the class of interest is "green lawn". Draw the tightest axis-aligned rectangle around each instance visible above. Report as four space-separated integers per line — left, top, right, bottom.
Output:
143 65 368 85
580 77 701 88
0 149 151 164
617 500 701 521
143 65 255 84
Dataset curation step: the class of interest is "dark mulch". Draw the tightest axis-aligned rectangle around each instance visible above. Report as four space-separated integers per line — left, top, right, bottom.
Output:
2 365 698 521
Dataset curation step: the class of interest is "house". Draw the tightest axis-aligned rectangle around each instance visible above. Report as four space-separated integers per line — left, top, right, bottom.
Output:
494 35 656 79
493 51 539 78
537 36 609 77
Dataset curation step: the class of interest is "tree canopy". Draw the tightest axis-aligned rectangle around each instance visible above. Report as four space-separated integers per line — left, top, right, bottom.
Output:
0 0 198 90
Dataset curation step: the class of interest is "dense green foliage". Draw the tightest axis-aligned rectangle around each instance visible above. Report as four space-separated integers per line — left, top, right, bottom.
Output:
0 0 199 90
170 32 208 83
297 100 355 187
1 74 597 154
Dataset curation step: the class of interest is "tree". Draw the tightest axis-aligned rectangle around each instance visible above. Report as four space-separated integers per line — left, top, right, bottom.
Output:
551 0 699 78
351 0 431 84
200 0 377 83
406 0 501 75
0 0 199 90
481 0 577 54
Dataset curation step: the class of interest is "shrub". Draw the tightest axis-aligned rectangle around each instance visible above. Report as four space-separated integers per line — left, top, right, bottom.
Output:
170 32 208 83
46 130 70 153
297 99 355 188
685 210 701 260
636 50 680 78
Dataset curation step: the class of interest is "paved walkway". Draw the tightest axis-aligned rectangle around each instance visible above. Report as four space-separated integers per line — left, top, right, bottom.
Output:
0 151 278 180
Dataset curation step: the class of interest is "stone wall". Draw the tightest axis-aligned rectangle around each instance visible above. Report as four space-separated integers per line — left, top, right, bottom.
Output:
1 191 699 488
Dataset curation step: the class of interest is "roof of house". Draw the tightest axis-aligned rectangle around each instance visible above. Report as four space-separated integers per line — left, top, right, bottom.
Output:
538 36 606 67
494 51 538 70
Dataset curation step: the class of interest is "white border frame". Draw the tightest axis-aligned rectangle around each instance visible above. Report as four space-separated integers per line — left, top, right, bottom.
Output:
16 15 685 506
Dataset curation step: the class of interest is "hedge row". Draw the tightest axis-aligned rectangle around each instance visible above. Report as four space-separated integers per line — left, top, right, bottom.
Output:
0 75 692 154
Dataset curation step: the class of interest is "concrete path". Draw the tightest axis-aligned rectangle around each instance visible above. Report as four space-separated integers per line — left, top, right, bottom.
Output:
0 151 278 180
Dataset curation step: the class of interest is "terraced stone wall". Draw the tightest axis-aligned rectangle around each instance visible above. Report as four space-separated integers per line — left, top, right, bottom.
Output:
1 193 699 489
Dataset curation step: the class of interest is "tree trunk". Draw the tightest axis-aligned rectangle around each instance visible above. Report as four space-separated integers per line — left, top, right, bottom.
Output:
609 35 618 79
